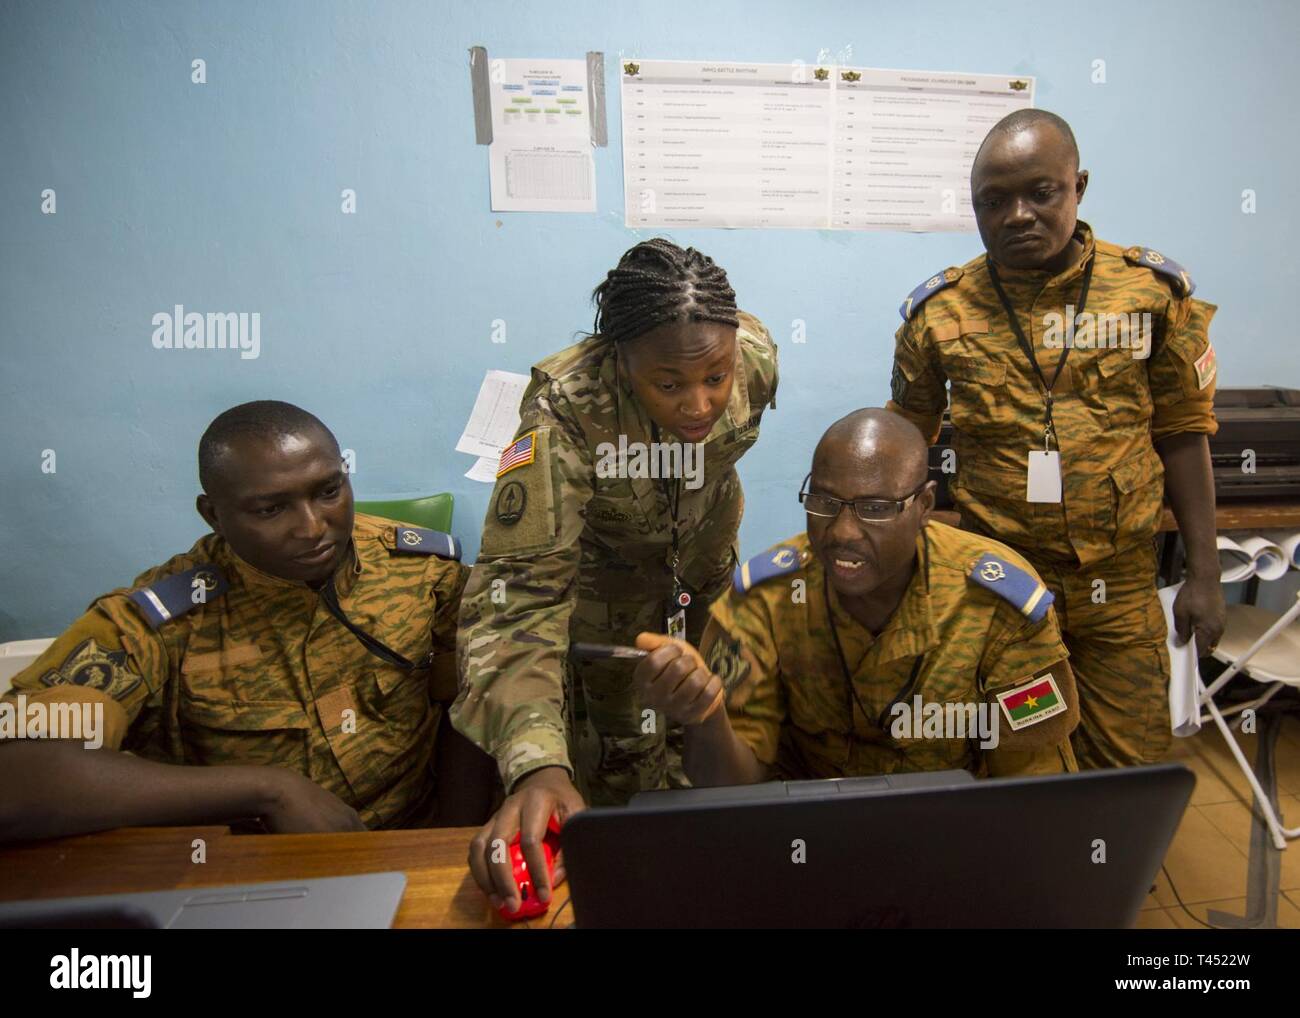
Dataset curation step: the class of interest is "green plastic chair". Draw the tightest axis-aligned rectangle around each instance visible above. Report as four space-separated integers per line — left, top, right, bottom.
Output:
355 493 454 534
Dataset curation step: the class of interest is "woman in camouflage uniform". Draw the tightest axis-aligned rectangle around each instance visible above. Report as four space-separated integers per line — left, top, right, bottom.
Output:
452 239 778 912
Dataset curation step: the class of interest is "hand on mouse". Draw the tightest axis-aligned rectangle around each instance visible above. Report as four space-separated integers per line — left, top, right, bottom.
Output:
632 632 726 728
467 765 585 914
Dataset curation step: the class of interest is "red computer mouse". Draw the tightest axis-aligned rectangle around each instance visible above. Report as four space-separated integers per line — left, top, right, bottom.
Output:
497 814 563 922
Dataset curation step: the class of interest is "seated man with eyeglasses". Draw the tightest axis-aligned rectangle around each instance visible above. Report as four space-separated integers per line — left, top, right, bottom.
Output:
632 407 1079 785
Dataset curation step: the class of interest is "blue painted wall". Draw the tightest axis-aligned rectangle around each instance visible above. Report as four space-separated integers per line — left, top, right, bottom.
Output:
1 0 1295 638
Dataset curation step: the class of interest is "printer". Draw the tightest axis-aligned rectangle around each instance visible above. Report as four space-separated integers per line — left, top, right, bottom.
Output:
927 387 1300 507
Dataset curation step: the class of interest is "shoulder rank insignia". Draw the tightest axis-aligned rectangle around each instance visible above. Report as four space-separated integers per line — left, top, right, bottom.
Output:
900 267 962 320
967 552 1053 624
733 545 803 594
393 526 461 561
128 564 228 629
1124 246 1195 297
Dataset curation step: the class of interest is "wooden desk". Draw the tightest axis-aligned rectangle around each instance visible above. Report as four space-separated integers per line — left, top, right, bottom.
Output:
0 826 564 929
1162 499 1300 534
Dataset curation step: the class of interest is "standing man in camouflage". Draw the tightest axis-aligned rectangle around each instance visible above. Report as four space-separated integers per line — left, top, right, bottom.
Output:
454 240 778 914
0 401 487 843
634 409 1079 783
887 109 1224 769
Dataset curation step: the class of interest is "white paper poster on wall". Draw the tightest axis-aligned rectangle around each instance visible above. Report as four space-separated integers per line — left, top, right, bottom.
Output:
456 369 532 482
621 59 1034 232
489 58 596 213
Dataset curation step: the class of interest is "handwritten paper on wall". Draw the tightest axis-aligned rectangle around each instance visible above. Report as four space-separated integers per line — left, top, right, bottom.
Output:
489 59 596 213
621 60 1034 232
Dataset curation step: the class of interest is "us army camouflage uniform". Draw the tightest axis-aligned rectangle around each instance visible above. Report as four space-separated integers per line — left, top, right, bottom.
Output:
453 312 779 805
710 522 1079 777
887 222 1219 768
0 513 467 829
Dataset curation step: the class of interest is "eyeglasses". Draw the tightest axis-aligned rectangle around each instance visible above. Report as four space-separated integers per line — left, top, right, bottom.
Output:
798 474 927 524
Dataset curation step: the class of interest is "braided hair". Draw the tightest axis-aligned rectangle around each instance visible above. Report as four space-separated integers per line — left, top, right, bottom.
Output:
592 239 739 345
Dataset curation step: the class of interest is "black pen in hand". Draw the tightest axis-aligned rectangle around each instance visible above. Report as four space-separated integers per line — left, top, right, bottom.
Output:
570 642 649 661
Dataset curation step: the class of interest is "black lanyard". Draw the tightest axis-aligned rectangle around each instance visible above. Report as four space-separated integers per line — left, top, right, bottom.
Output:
320 577 432 673
615 351 691 625
650 422 686 603
824 534 930 768
986 252 1095 445
620 356 684 578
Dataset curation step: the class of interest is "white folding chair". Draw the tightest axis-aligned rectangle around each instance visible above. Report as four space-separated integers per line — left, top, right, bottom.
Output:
0 638 55 697
1197 591 1300 850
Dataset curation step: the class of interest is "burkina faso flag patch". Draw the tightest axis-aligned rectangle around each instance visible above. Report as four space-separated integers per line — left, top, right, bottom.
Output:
995 672 1067 731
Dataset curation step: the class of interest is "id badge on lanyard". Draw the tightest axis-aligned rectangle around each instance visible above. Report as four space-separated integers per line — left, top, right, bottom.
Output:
987 253 1095 507
665 497 690 639
666 586 690 640
1027 448 1063 503
655 425 691 639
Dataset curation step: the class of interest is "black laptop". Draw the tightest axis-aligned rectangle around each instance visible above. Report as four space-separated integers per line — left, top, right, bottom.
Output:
562 764 1193 928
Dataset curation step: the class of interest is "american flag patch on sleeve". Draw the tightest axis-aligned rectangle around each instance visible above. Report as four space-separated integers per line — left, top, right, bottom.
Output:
497 431 537 477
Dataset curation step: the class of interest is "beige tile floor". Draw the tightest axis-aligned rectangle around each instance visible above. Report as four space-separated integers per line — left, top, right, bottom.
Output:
1135 710 1300 929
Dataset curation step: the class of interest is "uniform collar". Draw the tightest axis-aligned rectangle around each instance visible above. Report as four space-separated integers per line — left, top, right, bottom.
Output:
823 526 940 670
214 531 363 596
985 220 1096 289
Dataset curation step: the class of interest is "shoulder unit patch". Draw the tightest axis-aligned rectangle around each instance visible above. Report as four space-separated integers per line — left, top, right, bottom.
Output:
392 526 461 561
1124 246 1195 297
967 552 1053 624
733 545 804 594
900 267 963 320
128 564 228 629
40 637 143 700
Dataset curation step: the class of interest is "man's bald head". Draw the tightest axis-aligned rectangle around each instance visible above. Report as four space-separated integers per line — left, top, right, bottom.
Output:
969 109 1089 273
972 109 1079 179
194 401 354 586
805 409 935 602
198 400 337 495
813 408 929 498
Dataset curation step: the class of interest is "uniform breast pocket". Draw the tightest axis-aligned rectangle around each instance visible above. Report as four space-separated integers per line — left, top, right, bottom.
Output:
584 481 652 537
1096 351 1152 428
1108 445 1165 546
179 690 311 772
358 668 432 731
882 669 982 771
945 357 1014 432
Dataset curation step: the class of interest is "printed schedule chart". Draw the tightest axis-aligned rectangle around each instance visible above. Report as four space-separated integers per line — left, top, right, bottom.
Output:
622 61 834 229
833 67 1035 232
621 59 1034 232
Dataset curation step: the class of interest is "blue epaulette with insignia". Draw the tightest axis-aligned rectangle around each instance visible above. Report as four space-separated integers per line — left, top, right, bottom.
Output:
967 552 1053 624
1125 246 1195 297
733 546 802 594
899 267 962 320
128 564 228 629
392 526 461 561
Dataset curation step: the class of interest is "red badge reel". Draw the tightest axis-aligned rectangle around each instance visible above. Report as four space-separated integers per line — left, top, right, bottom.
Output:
498 814 563 922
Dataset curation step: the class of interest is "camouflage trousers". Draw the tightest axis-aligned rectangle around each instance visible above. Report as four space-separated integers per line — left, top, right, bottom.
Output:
1020 541 1171 769
567 592 716 806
